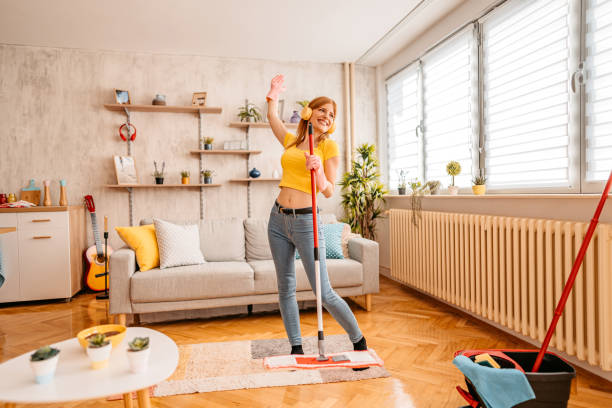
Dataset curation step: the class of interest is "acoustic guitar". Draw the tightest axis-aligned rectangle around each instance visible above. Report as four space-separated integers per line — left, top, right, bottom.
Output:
83 195 113 291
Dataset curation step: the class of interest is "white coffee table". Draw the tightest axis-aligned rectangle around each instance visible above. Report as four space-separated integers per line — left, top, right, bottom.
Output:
0 327 178 408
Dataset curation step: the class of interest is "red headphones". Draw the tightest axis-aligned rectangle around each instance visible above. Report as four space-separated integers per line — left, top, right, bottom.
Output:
119 123 137 141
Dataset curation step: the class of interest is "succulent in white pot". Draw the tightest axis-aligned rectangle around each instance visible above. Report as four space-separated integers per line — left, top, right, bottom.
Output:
126 337 150 373
30 346 60 384
86 333 112 370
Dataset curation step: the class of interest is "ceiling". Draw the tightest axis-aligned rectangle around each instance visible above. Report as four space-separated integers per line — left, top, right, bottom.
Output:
0 0 466 66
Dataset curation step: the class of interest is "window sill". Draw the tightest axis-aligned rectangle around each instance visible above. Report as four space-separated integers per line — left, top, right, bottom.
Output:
386 194 606 199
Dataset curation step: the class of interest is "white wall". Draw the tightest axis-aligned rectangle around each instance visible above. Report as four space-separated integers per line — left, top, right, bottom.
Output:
0 44 377 250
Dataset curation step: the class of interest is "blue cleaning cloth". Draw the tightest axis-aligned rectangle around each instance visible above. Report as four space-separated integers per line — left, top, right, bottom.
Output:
453 355 535 408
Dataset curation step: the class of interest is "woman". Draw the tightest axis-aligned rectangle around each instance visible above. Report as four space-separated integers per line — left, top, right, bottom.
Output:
265 74 368 364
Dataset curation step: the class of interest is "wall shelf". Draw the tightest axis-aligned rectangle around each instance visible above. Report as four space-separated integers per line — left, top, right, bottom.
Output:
230 178 281 182
104 104 222 114
105 184 221 189
229 122 298 129
190 150 262 155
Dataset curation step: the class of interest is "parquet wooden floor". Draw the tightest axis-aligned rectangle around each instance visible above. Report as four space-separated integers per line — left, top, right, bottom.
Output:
1 276 610 407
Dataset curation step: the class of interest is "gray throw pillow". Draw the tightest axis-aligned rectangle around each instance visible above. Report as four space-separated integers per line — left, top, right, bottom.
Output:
153 218 205 269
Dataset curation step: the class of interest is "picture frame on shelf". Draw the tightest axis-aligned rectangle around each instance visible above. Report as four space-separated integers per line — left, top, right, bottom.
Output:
114 89 131 105
192 92 207 107
113 156 138 184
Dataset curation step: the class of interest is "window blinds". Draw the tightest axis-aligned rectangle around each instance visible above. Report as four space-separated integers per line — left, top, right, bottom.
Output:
422 30 474 187
386 65 419 188
482 0 571 188
586 0 612 181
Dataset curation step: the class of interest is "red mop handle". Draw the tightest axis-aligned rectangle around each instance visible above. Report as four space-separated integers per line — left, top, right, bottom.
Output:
532 170 612 372
308 122 319 250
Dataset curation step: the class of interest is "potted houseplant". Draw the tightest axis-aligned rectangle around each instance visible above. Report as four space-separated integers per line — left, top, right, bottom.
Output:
237 100 262 123
409 179 430 226
202 137 214 150
446 161 461 195
86 333 112 369
181 170 190 185
30 346 60 384
397 169 408 195
201 169 215 184
126 337 150 373
472 175 487 195
340 144 387 240
423 180 441 195
152 161 165 185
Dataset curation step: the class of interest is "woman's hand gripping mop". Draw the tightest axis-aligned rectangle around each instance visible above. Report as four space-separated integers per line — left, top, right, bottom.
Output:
264 122 383 370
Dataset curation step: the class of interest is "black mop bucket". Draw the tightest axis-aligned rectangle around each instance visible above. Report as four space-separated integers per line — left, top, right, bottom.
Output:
455 349 576 408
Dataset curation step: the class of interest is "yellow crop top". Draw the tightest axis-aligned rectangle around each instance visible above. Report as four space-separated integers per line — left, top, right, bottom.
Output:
279 132 339 194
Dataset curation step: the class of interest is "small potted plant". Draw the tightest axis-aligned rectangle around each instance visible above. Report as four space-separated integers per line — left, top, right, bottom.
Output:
397 169 408 195
126 337 150 373
446 161 461 195
201 169 215 184
472 175 487 195
181 170 190 185
86 333 111 369
30 346 60 384
202 137 214 150
152 161 165 185
424 180 441 195
237 100 262 123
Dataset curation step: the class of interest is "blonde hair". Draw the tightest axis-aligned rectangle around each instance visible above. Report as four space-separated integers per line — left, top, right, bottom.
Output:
287 96 337 149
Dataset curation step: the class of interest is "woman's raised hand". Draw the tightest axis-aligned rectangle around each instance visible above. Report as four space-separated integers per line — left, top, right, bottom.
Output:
266 74 286 101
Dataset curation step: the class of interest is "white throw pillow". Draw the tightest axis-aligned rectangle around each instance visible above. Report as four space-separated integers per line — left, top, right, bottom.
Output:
153 218 205 269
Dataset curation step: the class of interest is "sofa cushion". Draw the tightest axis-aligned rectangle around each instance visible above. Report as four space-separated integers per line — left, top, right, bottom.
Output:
244 218 272 261
296 223 346 260
154 218 205 269
115 224 159 272
199 218 245 261
141 218 245 262
249 259 363 295
130 262 254 303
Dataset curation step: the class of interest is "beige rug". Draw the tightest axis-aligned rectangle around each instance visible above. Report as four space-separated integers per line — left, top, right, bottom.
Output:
153 335 390 396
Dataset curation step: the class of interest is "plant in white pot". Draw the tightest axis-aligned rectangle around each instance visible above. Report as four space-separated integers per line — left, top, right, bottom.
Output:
127 337 151 373
30 346 60 384
446 161 461 195
86 333 111 370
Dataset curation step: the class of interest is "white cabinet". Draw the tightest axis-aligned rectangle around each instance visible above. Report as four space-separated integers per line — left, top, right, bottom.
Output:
0 207 85 303
0 213 20 302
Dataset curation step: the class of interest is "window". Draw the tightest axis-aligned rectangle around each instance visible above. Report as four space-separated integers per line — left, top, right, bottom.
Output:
385 0 606 193
423 29 475 187
482 0 572 189
585 0 612 182
386 65 420 187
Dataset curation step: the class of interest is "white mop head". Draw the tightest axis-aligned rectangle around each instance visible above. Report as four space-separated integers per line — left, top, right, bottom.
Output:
264 349 384 370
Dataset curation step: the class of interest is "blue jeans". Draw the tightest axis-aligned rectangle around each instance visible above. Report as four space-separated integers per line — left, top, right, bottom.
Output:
267 202 363 346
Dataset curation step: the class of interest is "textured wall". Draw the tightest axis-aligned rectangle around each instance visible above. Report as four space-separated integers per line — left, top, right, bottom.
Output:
0 44 377 249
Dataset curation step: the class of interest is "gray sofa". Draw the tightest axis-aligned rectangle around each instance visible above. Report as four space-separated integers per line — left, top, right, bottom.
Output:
109 216 379 323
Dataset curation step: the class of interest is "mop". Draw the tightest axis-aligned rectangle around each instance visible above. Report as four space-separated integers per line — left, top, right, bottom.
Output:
264 122 384 370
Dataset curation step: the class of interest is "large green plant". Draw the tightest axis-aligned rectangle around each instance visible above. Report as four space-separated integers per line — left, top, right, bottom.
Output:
340 144 387 240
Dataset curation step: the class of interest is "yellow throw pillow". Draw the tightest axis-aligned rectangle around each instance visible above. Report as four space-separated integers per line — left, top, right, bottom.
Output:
115 224 159 272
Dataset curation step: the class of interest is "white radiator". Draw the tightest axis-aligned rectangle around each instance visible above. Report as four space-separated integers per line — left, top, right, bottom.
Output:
389 209 612 371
